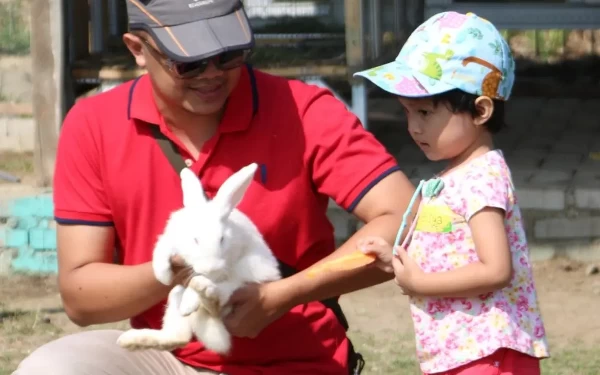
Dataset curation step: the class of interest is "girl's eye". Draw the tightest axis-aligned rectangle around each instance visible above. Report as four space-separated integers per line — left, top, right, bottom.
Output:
418 109 429 116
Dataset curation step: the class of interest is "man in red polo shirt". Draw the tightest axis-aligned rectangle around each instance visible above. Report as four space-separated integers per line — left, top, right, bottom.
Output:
12 1 415 374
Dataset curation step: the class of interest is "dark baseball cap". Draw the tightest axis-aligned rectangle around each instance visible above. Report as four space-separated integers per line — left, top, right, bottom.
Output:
126 0 255 63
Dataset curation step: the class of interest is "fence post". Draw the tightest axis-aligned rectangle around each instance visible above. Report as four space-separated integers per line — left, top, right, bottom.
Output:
345 0 368 129
30 0 63 187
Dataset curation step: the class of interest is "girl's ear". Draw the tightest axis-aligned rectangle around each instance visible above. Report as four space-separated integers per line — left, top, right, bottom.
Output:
213 163 258 218
473 96 494 127
180 168 207 208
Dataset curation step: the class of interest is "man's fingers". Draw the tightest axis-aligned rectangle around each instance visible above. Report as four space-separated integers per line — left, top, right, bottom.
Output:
170 254 186 267
224 303 250 337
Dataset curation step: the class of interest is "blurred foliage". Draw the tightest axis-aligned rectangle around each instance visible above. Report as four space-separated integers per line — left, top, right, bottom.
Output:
0 0 30 55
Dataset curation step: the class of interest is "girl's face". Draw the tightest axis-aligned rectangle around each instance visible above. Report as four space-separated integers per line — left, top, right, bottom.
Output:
398 96 491 165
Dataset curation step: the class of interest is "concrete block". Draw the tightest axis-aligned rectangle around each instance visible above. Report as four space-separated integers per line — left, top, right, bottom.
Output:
3 228 28 247
510 171 533 188
7 195 54 218
0 116 35 153
572 170 600 188
29 227 57 250
570 112 600 130
0 193 58 274
574 188 600 210
529 170 573 187
534 216 600 239
518 188 565 210
579 158 600 172
11 247 58 274
552 133 595 153
517 135 557 152
494 133 521 151
505 98 545 121
580 99 600 115
506 148 546 167
540 152 583 171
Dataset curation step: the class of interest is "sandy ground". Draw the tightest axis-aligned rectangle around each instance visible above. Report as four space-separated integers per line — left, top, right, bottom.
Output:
1 258 600 374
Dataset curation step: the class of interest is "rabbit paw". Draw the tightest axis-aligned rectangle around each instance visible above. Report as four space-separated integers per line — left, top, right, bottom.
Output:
188 275 218 300
117 329 188 351
179 287 201 317
188 275 220 316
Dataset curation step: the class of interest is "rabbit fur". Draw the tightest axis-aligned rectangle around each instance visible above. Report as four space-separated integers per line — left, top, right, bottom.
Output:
116 163 282 354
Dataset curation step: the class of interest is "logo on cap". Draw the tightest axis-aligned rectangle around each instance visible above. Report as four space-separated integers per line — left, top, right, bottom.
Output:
189 0 214 8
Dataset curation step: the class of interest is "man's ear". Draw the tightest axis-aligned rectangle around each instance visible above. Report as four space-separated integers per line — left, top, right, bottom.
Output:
473 96 494 127
123 32 147 68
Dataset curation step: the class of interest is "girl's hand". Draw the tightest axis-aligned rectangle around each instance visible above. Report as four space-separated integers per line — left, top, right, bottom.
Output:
391 246 425 296
356 236 394 273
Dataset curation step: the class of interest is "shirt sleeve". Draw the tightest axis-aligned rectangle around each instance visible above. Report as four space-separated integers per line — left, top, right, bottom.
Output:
301 85 401 211
458 163 512 222
53 101 113 225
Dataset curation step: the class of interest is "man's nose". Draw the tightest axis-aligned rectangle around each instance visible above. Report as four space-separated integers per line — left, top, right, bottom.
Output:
198 60 224 80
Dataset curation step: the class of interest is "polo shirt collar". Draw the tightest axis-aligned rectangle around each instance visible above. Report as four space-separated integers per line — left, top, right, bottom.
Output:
127 64 257 133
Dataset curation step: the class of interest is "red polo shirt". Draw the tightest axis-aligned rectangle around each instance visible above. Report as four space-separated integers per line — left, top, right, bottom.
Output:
53 65 400 374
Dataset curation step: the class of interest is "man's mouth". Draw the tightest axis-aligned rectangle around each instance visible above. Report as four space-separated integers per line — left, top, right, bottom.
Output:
190 84 223 94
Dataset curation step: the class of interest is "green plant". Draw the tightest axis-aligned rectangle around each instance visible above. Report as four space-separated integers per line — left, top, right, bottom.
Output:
0 0 30 55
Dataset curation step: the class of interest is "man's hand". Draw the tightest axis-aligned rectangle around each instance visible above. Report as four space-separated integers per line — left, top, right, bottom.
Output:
223 280 292 338
169 255 196 288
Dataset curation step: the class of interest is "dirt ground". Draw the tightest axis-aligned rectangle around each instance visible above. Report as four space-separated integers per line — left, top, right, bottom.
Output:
1 258 599 375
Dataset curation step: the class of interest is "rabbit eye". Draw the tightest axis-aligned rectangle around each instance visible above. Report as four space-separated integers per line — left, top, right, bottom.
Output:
220 236 225 245
194 238 200 245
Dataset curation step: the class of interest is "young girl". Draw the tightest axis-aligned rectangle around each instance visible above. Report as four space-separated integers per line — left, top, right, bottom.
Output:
353 11 550 375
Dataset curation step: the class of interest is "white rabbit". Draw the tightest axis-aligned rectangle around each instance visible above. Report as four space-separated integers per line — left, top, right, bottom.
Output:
116 163 282 354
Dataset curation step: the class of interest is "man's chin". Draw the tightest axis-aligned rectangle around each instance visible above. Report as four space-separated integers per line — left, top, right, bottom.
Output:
182 99 227 117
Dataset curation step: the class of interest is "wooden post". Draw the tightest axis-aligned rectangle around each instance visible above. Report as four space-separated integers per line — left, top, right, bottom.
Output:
344 0 364 75
30 0 63 187
344 0 368 128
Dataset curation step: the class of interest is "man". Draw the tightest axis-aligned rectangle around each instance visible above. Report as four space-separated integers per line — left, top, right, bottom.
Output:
13 0 415 374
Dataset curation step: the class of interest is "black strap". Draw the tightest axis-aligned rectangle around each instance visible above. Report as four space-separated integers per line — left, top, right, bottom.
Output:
151 125 187 172
150 122 365 375
277 260 365 375
246 63 259 117
277 260 349 330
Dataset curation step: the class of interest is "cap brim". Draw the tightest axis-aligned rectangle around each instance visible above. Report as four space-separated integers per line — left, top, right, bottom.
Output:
150 7 254 62
353 61 457 98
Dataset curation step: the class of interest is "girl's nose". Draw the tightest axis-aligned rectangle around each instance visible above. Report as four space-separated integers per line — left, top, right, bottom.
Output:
407 120 423 135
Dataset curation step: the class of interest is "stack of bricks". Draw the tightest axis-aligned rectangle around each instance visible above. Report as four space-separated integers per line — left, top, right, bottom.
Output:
0 194 58 274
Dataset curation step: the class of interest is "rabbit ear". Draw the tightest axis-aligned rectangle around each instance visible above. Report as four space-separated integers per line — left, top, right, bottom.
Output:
180 168 207 208
213 163 258 217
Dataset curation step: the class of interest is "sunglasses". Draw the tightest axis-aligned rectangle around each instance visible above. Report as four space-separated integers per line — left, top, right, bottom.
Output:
141 38 251 79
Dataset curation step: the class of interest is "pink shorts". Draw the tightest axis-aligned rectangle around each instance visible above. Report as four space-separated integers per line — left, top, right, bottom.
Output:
426 348 541 375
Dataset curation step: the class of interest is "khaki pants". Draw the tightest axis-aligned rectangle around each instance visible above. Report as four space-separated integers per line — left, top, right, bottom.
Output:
11 330 224 375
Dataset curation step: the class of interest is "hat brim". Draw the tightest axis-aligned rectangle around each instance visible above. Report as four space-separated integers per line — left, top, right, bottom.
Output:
149 7 254 62
353 61 457 98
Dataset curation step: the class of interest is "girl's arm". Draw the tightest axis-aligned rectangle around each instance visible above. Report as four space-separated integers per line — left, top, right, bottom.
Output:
411 206 513 298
